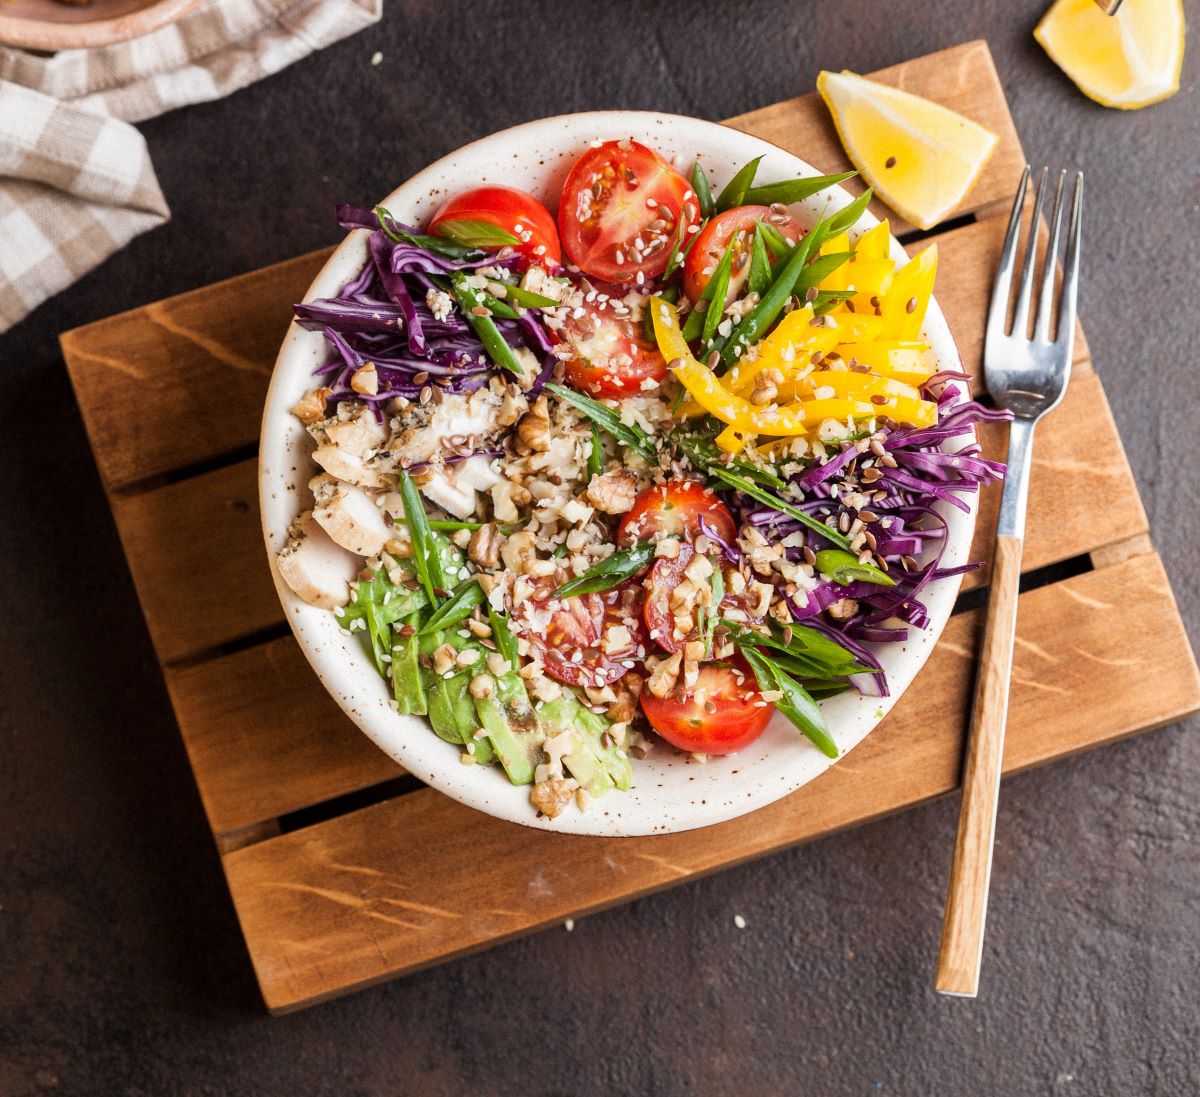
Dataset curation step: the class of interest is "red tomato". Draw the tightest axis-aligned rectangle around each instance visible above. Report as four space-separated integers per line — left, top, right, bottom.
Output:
617 481 737 548
558 140 698 283
683 205 803 304
516 579 645 688
429 186 561 268
643 542 698 654
640 658 774 755
558 285 667 398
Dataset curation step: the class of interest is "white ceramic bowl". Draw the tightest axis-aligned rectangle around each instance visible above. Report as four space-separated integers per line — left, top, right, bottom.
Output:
260 110 976 837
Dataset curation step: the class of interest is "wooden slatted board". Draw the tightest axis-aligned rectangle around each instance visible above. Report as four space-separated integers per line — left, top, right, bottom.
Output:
60 40 1200 1013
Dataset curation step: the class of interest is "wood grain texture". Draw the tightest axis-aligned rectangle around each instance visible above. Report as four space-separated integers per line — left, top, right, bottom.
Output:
109 459 278 663
725 39 1026 233
164 639 404 834
936 534 1023 997
220 551 1200 1012
60 249 330 490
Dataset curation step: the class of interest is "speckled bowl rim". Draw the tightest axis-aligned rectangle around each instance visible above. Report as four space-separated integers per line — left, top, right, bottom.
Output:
259 110 976 837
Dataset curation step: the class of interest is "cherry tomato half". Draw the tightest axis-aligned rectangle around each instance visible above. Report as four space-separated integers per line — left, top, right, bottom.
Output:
617 481 737 548
430 186 561 268
643 542 698 654
558 140 698 283
683 205 803 304
640 657 774 755
558 284 667 398
516 578 645 688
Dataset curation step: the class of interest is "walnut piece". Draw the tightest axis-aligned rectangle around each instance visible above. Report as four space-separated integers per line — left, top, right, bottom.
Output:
515 393 552 453
468 522 504 568
585 469 639 514
530 777 579 819
291 387 332 424
827 598 860 621
645 650 683 699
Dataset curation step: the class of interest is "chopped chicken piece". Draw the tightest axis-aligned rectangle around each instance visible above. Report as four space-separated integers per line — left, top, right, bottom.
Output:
275 511 357 609
420 455 501 519
311 445 385 489
318 403 387 456
310 473 392 557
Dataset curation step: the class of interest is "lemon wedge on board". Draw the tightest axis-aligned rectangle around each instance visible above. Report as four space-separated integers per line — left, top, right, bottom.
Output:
817 70 999 231
1034 0 1185 110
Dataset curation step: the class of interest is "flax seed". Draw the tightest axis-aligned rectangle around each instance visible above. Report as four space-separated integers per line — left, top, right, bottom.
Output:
906 297 917 314
885 155 897 169
803 546 817 566
870 394 888 405
418 385 433 404
858 509 879 523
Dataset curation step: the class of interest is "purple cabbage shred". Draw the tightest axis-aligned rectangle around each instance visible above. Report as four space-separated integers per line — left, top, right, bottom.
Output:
732 381 1011 697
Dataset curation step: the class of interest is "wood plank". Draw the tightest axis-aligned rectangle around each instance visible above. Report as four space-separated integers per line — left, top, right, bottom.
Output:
62 41 1023 491
61 249 329 490
725 39 1026 233
164 638 403 834
962 369 1146 590
222 552 1200 1012
109 459 278 663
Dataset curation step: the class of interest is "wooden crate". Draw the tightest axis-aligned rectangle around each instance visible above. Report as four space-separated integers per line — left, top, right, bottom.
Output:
60 40 1200 1013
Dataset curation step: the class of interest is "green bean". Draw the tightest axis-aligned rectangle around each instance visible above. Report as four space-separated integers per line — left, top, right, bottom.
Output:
450 273 525 376
690 160 715 219
715 156 762 213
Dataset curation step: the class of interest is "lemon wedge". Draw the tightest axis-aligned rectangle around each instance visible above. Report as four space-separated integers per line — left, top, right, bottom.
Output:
1034 0 1184 110
817 71 999 231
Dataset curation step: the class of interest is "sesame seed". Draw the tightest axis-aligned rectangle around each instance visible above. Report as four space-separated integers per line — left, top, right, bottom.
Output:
733 914 747 929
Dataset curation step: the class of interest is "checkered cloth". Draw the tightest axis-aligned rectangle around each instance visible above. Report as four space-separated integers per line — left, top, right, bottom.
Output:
0 0 380 334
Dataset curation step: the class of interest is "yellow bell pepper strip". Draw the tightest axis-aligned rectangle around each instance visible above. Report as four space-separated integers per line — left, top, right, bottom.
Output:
715 425 750 454
805 371 923 402
878 394 938 428
881 243 937 341
650 297 809 439
818 232 852 291
853 220 891 261
843 257 895 311
823 311 886 342
725 307 841 398
800 398 878 423
836 341 933 386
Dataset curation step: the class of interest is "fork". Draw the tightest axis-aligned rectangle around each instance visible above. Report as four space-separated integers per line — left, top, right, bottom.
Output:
935 166 1084 997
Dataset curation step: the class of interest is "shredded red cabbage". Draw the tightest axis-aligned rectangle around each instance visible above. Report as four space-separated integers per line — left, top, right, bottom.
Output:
295 206 559 413
730 382 1011 697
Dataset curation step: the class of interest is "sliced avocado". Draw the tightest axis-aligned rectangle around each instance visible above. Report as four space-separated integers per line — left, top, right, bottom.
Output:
391 611 427 715
536 692 632 793
418 627 495 764
475 670 542 785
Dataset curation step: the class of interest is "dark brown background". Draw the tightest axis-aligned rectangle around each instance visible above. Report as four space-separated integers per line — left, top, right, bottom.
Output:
2 2 1197 1094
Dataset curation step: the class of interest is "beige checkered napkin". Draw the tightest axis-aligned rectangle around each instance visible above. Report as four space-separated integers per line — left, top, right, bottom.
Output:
0 0 381 334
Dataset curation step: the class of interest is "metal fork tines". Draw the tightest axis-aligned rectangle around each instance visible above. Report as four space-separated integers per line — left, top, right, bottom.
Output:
935 164 1083 997
986 165 1083 539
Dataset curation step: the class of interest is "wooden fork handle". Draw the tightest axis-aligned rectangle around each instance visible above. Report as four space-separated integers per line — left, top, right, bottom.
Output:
936 534 1024 997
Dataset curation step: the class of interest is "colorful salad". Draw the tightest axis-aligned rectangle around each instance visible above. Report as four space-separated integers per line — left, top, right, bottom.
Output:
275 138 1008 820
